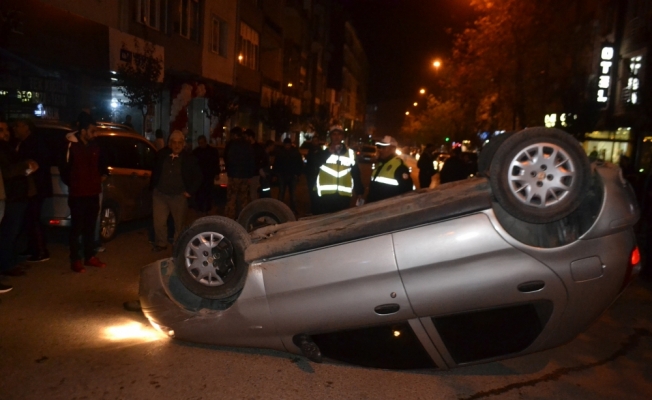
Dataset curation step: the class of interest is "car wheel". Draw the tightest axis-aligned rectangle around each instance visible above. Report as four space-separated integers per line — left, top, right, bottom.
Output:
100 205 119 242
489 127 591 224
237 198 296 232
174 216 251 300
477 132 514 178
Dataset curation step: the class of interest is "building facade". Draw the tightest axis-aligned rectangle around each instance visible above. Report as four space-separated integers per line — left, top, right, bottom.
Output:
0 0 368 145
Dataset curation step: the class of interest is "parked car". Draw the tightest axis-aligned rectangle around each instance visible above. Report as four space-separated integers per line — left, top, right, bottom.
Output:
356 144 378 163
42 125 157 241
139 127 640 370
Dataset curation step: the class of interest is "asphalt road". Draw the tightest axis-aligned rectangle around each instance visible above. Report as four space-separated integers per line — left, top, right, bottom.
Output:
2 169 652 399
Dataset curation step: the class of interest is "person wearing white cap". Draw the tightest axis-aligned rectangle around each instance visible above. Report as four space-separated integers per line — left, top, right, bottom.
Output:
313 125 364 214
366 135 413 203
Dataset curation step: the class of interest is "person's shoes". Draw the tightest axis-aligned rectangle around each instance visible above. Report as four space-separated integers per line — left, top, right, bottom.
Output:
26 254 50 263
71 261 86 273
84 256 106 268
0 283 13 293
2 267 26 277
152 245 167 252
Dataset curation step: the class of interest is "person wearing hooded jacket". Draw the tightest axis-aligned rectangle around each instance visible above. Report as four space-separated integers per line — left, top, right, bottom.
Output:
59 114 108 273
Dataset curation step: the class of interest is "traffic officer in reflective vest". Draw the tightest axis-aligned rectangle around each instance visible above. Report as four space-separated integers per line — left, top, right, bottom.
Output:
313 125 364 214
366 135 413 203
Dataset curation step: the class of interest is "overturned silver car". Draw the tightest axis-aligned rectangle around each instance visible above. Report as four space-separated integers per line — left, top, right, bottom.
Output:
139 128 640 369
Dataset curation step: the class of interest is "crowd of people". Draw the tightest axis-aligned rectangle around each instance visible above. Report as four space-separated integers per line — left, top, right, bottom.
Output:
1 118 423 294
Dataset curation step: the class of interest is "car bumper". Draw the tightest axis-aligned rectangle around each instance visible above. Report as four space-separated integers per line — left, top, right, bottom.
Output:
139 258 287 352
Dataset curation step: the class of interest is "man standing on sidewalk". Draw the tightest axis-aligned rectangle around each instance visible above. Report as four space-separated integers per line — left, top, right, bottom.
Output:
150 130 202 251
59 113 108 273
14 119 52 262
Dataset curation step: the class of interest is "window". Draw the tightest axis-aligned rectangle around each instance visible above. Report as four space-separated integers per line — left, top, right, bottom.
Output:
137 0 167 31
178 0 199 40
238 23 259 70
211 16 228 56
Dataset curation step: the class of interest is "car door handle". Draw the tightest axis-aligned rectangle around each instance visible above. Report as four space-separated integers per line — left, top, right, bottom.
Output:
518 281 545 293
374 304 400 315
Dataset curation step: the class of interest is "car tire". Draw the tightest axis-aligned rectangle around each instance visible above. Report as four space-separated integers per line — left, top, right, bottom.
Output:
237 198 297 232
477 132 515 178
489 127 591 224
174 216 251 300
100 204 119 242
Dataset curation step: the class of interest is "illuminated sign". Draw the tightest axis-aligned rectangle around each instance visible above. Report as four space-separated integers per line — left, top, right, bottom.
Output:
624 55 642 105
544 113 578 128
597 45 614 104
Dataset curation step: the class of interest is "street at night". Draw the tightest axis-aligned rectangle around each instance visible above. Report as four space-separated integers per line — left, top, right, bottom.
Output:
1 175 652 399
2 0 652 398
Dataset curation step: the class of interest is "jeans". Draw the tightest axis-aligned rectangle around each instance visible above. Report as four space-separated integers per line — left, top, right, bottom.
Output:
278 175 298 211
68 195 100 262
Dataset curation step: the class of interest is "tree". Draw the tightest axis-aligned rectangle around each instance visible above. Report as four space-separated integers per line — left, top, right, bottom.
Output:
114 39 163 134
263 99 294 136
449 0 610 132
206 85 238 140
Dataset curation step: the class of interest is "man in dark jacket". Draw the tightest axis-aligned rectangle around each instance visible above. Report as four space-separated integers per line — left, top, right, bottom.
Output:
0 120 39 280
151 130 202 251
245 128 268 201
417 144 436 189
439 147 469 184
59 114 108 273
14 119 52 262
191 135 219 214
224 127 255 219
273 138 304 212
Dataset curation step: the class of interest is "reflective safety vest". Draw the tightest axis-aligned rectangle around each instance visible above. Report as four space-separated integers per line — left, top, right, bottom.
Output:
371 157 403 186
316 148 356 197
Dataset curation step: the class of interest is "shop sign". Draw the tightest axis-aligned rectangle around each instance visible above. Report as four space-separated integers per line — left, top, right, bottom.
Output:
597 45 614 105
544 113 577 128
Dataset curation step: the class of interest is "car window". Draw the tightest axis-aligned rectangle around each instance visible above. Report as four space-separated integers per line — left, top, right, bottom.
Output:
96 136 140 170
136 140 156 170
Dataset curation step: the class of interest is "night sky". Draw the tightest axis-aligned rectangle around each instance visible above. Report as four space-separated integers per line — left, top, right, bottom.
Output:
339 0 476 135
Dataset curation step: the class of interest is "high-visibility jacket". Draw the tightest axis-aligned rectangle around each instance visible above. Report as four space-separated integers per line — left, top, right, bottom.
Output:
367 156 413 203
316 148 356 197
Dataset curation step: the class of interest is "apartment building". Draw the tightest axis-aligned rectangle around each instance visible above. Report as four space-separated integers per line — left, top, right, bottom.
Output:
0 0 368 143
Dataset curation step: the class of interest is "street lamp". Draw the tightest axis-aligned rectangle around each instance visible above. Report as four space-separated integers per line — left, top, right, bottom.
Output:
413 102 418 106
405 111 410 116
433 60 441 69
419 88 426 95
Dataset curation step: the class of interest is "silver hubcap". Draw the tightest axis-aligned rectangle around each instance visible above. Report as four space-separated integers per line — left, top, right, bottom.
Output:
507 142 576 208
101 208 116 239
184 232 234 287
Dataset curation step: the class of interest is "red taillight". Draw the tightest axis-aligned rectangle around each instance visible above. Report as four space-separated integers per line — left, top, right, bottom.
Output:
621 246 641 291
631 247 640 266
49 220 61 225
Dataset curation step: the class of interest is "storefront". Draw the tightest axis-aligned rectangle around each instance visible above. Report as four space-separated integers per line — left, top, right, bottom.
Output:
582 127 633 164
